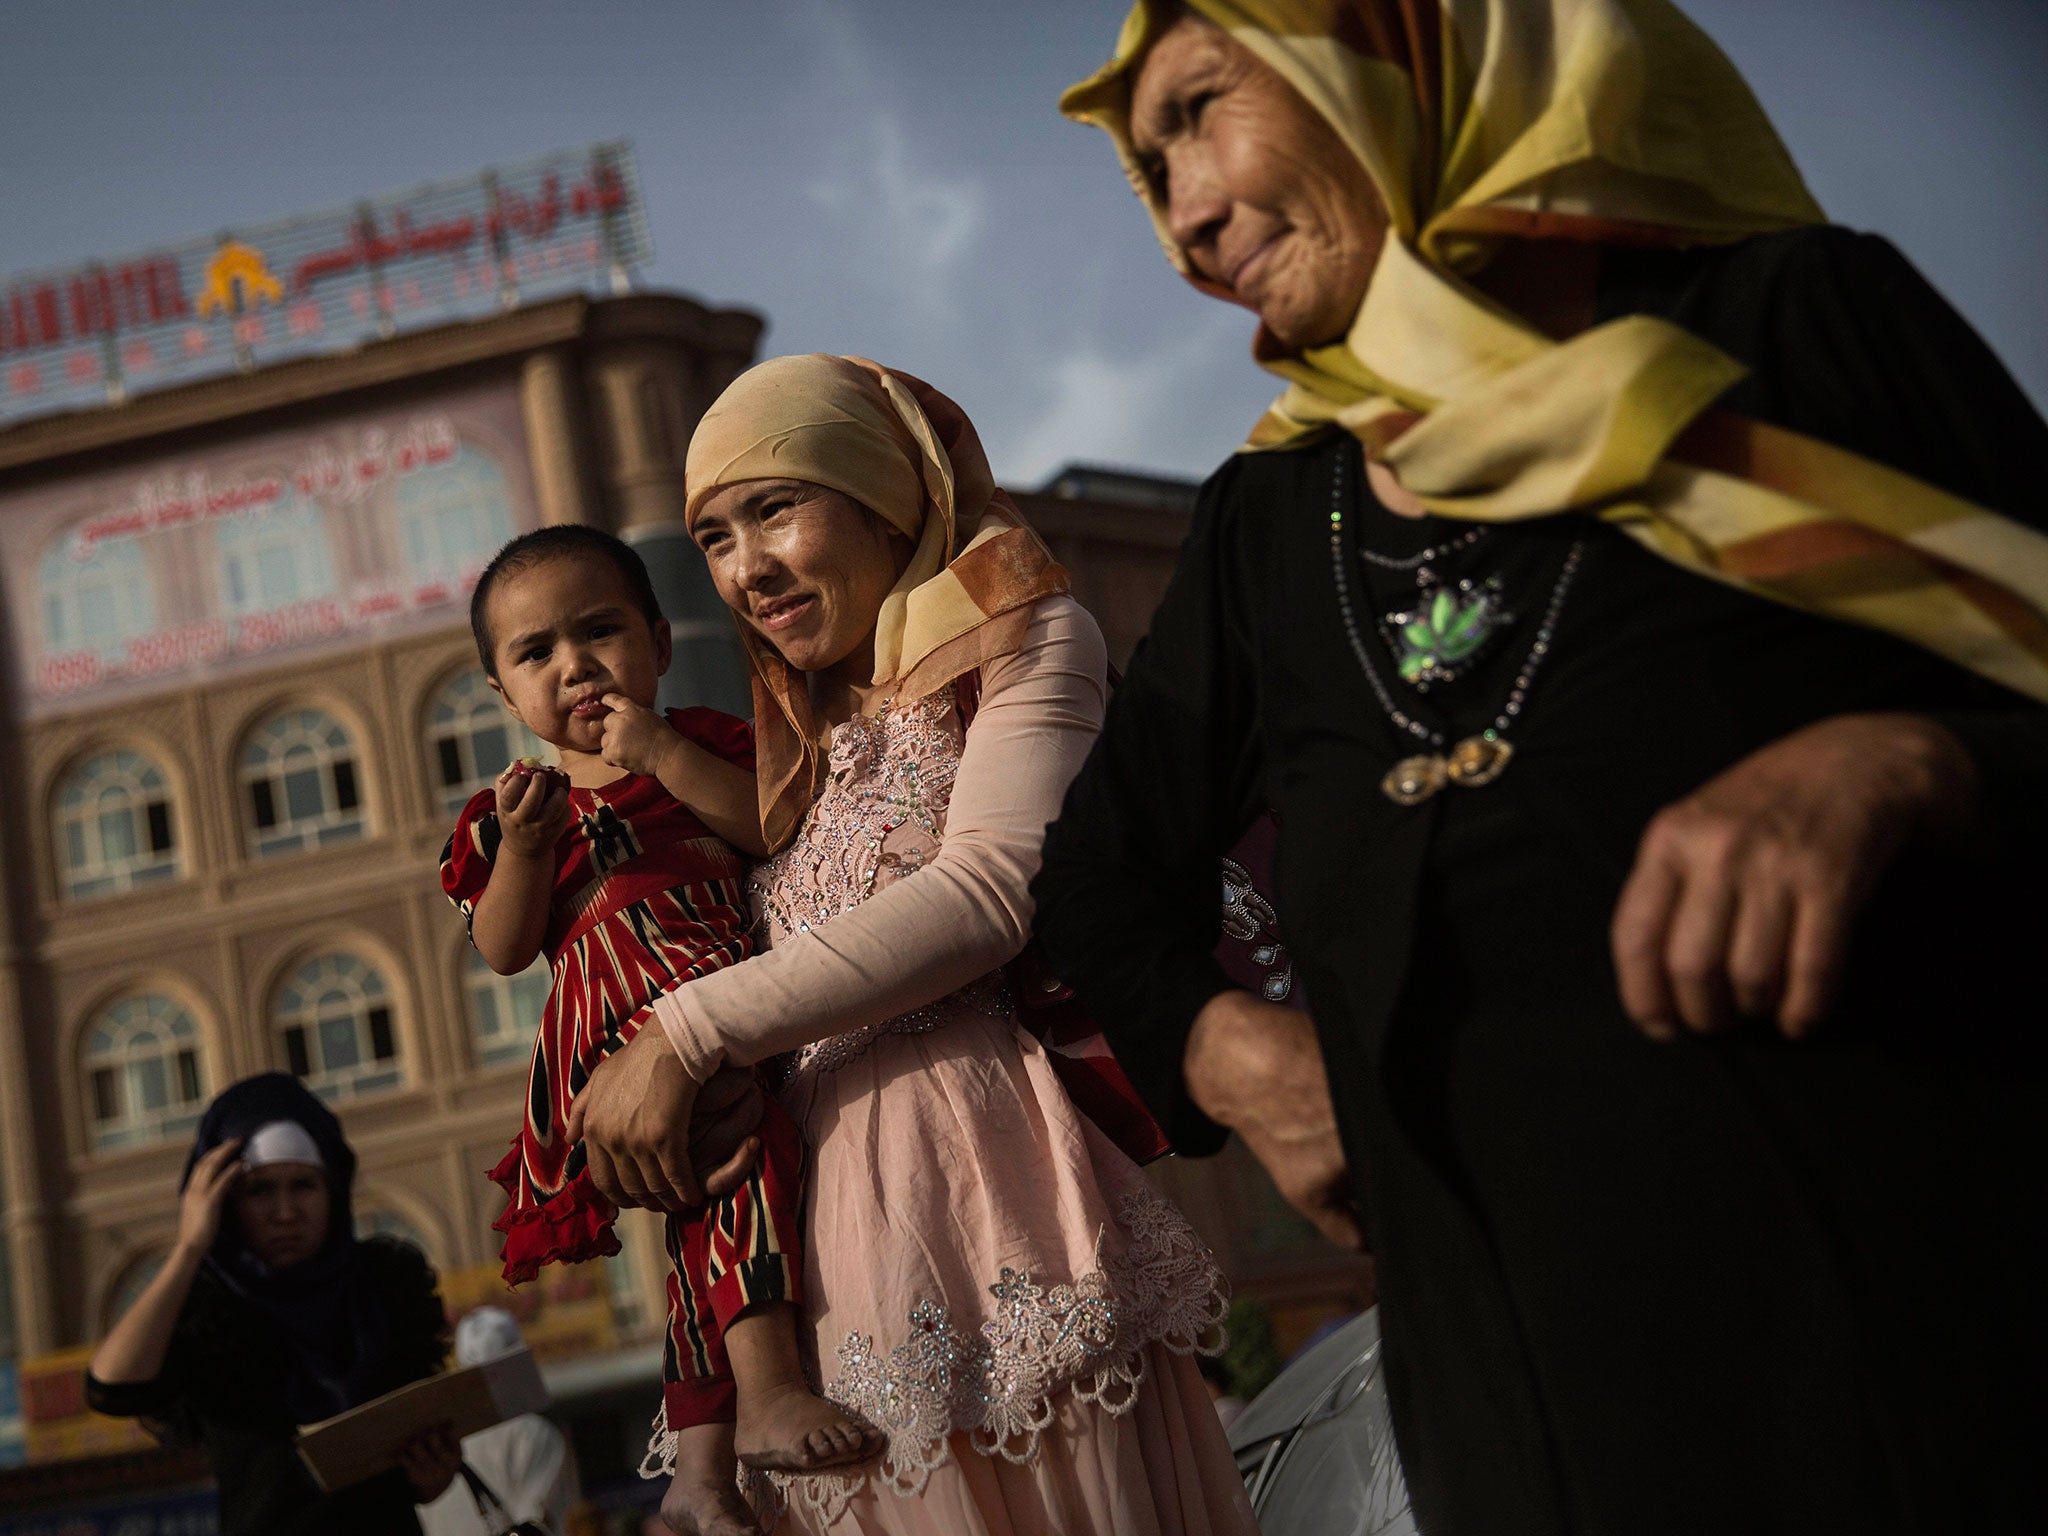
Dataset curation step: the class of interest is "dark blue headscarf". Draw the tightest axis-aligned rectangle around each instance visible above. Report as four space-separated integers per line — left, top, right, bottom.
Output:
183 1073 388 1423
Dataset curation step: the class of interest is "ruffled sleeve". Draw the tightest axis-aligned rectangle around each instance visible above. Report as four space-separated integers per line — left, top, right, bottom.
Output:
439 786 504 941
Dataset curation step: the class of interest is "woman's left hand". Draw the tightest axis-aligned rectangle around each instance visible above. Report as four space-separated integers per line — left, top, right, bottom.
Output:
1611 713 1981 1040
396 1420 462 1502
567 1024 702 1211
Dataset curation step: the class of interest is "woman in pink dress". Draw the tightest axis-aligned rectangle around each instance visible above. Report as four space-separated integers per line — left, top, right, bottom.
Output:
571 353 1259 1536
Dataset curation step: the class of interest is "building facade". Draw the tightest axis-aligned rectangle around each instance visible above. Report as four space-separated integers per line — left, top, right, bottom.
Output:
0 289 1365 1506
0 292 760 1369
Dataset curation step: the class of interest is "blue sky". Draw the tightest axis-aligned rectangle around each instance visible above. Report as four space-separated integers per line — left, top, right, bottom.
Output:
2 0 2042 484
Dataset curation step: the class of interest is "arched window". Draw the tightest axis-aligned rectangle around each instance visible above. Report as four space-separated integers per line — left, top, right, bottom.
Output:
396 447 516 591
241 709 365 857
465 950 550 1070
214 492 337 617
39 533 154 663
55 749 179 900
273 951 401 1102
83 993 207 1151
427 668 545 816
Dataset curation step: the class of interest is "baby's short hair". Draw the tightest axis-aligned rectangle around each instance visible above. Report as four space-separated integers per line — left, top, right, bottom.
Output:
470 525 665 677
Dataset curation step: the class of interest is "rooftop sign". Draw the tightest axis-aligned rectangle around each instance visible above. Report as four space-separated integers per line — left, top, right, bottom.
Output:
0 141 652 428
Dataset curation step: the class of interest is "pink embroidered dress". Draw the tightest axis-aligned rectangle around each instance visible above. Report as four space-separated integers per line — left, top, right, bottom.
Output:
648 598 1257 1536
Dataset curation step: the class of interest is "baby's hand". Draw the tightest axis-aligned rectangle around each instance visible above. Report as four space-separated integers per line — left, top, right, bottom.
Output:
599 694 678 779
495 760 572 856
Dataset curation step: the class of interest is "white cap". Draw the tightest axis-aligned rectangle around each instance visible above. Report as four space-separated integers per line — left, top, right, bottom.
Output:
455 1305 526 1367
242 1119 324 1171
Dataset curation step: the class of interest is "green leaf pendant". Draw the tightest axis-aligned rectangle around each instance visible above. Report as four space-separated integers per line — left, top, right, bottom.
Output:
1386 575 1512 690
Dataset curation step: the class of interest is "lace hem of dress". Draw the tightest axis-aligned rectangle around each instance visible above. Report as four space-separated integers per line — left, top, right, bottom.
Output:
640 1184 1230 1524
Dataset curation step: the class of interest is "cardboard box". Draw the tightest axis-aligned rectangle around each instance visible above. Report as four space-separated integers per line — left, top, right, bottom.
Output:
295 1347 546 1492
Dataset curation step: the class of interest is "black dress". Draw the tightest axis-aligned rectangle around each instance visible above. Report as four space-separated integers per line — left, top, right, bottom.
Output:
86 1236 449 1536
1031 227 2048 1536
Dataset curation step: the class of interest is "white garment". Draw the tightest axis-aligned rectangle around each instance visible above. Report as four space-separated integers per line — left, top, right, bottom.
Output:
243 1119 323 1170
416 1412 580 1536
454 1306 524 1365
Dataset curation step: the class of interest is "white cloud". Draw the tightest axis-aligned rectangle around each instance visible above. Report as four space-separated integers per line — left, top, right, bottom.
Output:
996 311 1262 486
805 113 984 286
767 1 1270 486
793 2 986 324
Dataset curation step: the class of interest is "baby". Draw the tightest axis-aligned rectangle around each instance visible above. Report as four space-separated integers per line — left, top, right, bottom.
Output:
440 525 876 1529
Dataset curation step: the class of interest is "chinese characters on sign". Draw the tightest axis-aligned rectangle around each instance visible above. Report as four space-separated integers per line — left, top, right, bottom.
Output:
0 142 652 425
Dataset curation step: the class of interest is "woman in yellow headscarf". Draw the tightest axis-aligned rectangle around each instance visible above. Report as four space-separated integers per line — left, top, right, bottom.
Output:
571 355 1259 1536
1034 3 2048 1531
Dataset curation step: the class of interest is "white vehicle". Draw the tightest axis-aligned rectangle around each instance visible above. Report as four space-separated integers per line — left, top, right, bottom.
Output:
1228 1307 1419 1535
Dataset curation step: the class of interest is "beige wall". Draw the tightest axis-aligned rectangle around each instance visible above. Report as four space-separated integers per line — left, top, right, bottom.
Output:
16 626 544 1345
0 294 765 1357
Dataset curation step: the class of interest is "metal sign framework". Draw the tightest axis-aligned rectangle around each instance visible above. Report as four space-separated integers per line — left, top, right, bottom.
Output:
0 141 654 427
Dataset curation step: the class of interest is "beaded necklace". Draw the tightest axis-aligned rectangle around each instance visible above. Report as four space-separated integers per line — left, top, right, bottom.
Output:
1328 452 1586 805
1355 524 1489 570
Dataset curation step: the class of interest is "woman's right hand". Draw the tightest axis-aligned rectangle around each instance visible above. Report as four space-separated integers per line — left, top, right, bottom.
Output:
92 1141 239 1388
568 1026 704 1211
175 1138 244 1256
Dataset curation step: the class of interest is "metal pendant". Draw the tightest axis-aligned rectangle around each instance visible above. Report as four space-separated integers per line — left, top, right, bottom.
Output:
1380 734 1516 806
1385 576 1512 691
1381 753 1448 806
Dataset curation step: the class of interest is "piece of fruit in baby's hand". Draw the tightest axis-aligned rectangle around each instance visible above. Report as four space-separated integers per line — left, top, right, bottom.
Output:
509 757 570 791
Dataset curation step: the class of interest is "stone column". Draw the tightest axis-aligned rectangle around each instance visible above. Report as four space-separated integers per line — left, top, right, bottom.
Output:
0 972 56 1355
0 685 54 1354
518 347 594 527
591 342 750 715
634 531 751 718
590 342 690 533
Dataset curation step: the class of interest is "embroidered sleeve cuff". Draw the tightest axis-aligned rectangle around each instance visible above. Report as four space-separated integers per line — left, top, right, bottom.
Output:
652 989 723 1083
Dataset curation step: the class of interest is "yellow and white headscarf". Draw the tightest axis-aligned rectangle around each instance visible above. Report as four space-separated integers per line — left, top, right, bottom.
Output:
686 354 1070 848
1062 0 2048 703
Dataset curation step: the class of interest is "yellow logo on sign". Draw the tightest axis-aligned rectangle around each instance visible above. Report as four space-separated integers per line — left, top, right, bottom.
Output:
196 240 284 317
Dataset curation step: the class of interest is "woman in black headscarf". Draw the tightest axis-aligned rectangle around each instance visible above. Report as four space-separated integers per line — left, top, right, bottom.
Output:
87 1073 458 1535
1038 3 2048 1532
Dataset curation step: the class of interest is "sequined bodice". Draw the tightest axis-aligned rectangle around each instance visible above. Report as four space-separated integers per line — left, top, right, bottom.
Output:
750 691 1011 1078
751 690 961 942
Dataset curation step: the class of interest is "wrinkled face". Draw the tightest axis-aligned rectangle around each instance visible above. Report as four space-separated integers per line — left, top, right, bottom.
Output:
691 479 910 677
233 1162 330 1270
1130 14 1388 349
486 552 672 755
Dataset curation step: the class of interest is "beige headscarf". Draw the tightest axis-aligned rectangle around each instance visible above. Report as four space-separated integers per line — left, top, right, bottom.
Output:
1063 0 2048 707
686 354 1070 849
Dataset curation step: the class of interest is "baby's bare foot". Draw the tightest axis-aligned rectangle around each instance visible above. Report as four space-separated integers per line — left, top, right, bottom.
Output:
663 1424 761 1536
734 1380 883 1472
661 1475 760 1536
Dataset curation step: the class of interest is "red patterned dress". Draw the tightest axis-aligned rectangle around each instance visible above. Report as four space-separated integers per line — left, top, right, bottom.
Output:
441 707 805 1428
